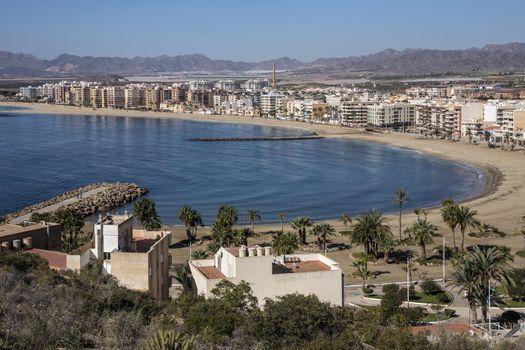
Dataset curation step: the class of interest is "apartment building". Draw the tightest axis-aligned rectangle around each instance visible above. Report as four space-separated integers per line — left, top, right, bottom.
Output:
340 101 372 126
367 103 416 127
260 92 284 117
125 86 145 108
190 246 343 306
0 221 62 252
90 87 104 108
105 86 125 108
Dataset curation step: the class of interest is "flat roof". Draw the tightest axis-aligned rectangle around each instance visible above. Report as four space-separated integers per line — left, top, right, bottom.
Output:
96 214 132 225
272 260 331 274
26 249 67 270
196 266 225 279
0 222 59 239
133 238 157 253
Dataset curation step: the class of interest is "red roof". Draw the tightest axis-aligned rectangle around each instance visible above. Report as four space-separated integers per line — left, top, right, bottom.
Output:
27 249 67 270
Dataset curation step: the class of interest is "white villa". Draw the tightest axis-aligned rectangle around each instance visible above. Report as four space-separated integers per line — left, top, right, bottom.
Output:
189 245 343 306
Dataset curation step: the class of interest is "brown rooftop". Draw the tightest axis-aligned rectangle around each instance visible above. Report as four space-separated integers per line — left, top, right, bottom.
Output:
27 249 67 270
133 238 157 253
0 222 60 239
225 247 240 257
196 266 225 279
272 260 331 274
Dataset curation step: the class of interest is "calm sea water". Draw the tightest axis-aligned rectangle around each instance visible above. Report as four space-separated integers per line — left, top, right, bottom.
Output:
0 108 485 224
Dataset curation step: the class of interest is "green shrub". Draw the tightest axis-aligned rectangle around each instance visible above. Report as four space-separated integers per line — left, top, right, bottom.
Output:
444 309 456 318
420 279 442 295
436 292 452 304
362 287 374 295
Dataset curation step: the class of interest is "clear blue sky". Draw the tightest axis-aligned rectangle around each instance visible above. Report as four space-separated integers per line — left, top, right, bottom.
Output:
2 0 524 61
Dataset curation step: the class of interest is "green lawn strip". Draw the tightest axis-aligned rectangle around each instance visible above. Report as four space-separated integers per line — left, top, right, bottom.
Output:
367 292 450 305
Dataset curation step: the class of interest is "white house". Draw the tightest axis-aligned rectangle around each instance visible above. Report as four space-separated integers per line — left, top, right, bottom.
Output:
189 246 343 306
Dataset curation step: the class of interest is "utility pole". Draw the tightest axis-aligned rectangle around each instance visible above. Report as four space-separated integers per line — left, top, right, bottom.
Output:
407 257 410 310
488 279 491 336
442 236 446 282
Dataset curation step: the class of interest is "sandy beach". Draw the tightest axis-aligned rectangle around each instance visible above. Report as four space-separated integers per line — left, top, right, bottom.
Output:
4 101 525 283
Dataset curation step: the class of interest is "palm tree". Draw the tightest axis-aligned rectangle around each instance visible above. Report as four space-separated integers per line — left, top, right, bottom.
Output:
291 216 313 245
177 206 203 243
393 188 410 240
233 227 258 246
441 198 460 250
216 204 238 228
277 212 286 233
351 209 392 257
378 235 396 263
191 249 209 260
245 209 261 231
456 205 481 251
132 198 161 231
413 208 428 220
52 208 84 253
310 223 336 252
339 213 352 232
272 232 298 260
352 256 373 290
448 245 513 323
409 218 438 260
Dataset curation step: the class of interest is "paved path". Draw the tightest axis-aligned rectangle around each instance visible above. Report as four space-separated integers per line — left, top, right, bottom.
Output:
10 186 109 224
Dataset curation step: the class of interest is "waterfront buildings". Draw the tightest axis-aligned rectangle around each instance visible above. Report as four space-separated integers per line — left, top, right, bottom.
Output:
0 221 62 251
189 245 343 306
367 103 416 127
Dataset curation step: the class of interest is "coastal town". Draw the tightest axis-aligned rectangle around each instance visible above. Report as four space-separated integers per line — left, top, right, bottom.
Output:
9 72 525 146
3 1 525 349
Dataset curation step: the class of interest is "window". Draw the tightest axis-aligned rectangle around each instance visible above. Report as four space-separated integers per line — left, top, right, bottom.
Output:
103 252 111 260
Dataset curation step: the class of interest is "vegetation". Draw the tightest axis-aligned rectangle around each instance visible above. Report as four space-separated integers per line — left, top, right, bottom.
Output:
448 245 513 323
211 204 239 247
177 206 203 243
133 199 162 231
408 218 438 260
272 232 298 259
277 211 286 232
291 215 313 245
352 256 373 289
392 188 410 240
339 212 352 232
456 205 481 251
310 223 336 250
245 209 261 231
30 208 85 252
350 209 392 257
441 198 459 249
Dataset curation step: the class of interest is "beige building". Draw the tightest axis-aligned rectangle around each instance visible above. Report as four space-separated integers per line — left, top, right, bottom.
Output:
92 214 172 300
189 246 343 306
0 221 62 251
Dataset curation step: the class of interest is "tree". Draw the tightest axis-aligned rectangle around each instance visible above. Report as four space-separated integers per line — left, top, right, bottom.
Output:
352 256 373 290
206 241 221 256
210 280 258 312
232 227 257 246
216 205 238 228
132 199 161 231
272 232 298 259
191 250 208 260
310 223 336 251
51 208 84 253
441 198 460 250
290 216 313 245
245 209 261 231
380 284 404 323
393 188 410 241
177 206 203 243
277 212 286 233
339 213 352 232
351 209 392 257
456 205 480 251
448 245 513 323
409 218 438 260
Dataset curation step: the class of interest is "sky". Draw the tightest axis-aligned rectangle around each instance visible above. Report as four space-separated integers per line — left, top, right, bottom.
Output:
1 0 524 62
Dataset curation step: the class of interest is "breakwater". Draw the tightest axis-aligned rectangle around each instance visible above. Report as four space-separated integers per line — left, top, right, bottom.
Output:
189 135 323 142
4 182 147 222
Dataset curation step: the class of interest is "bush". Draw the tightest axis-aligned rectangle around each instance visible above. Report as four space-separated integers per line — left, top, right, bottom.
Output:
499 310 521 328
444 308 456 318
352 252 375 261
420 279 443 295
363 287 374 295
516 250 525 258
508 268 525 301
436 292 452 304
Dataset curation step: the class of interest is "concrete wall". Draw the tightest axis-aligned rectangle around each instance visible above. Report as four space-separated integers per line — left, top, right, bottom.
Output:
0 223 61 251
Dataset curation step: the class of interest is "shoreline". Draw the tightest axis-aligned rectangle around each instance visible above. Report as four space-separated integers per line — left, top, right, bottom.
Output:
2 102 524 235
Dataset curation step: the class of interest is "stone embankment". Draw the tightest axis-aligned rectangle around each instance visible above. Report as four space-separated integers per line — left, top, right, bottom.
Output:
4 182 147 221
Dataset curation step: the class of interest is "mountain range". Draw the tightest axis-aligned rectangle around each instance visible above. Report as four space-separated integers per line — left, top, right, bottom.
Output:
1 43 524 77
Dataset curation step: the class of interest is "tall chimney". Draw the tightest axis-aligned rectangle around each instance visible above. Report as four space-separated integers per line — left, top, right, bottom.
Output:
272 64 276 89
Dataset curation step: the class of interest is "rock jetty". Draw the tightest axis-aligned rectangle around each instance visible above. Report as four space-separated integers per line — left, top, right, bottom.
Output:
189 135 323 142
4 182 148 221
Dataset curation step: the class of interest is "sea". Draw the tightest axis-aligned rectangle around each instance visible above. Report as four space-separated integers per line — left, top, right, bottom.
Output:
0 107 485 225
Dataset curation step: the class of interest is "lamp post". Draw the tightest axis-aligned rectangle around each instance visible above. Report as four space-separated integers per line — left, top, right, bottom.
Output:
488 279 492 336
442 236 446 282
407 257 411 310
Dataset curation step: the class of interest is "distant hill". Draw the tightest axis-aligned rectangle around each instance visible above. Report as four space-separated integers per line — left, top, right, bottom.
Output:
1 43 524 77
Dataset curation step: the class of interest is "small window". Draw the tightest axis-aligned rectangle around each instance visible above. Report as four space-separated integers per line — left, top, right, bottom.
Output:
149 266 152 278
103 252 111 260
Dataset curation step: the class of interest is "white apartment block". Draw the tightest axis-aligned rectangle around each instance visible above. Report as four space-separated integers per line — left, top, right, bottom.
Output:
340 101 372 126
367 103 416 127
189 246 343 306
260 93 284 117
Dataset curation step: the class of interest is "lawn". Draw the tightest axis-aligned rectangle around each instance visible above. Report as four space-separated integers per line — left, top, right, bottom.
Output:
367 292 451 305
